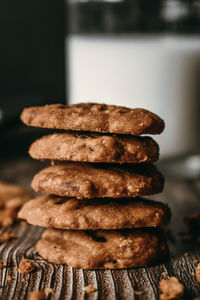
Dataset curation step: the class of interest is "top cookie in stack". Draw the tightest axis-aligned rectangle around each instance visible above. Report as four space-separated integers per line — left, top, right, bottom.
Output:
19 103 170 270
21 103 164 135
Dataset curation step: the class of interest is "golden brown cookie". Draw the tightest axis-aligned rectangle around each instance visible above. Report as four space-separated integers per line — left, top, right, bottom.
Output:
0 181 32 226
31 162 164 199
18 194 171 230
29 133 159 164
35 228 169 269
20 103 165 135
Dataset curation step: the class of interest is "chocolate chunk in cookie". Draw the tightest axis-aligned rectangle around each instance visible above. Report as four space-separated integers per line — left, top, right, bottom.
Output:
31 162 164 199
18 194 171 230
29 133 159 164
20 103 165 135
35 228 169 269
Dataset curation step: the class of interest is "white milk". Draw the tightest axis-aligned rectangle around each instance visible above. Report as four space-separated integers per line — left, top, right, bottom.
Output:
66 35 200 158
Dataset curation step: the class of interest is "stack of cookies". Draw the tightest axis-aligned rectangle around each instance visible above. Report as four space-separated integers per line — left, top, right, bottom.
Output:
18 103 171 269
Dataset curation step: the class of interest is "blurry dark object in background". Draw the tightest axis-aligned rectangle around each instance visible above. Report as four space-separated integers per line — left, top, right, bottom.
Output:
67 0 162 34
0 0 65 124
67 0 200 34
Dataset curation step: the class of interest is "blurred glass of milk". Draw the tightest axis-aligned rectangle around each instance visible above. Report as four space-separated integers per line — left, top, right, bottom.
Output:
66 0 200 158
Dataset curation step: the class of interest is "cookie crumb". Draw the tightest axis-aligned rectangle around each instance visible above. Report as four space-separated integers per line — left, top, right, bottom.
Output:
18 259 35 274
28 288 53 300
195 263 200 282
159 277 184 300
0 232 15 243
28 291 46 300
194 260 198 264
7 275 12 281
161 272 167 277
44 288 54 295
84 284 96 294
51 160 55 166
134 290 142 295
20 220 27 226
0 260 7 269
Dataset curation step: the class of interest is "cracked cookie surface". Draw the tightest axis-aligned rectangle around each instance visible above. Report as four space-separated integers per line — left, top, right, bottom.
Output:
18 194 171 230
29 133 159 164
20 103 165 135
35 228 169 269
31 162 165 199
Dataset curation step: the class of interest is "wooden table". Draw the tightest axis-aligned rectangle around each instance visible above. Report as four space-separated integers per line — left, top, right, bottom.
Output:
0 125 200 299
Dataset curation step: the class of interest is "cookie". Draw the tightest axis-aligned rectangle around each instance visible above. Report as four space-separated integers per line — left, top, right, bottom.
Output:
31 162 164 199
20 103 165 135
0 181 32 226
29 133 159 164
35 228 168 269
18 194 171 230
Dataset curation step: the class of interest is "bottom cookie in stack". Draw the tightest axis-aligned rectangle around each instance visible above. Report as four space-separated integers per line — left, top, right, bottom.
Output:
35 228 168 269
18 194 171 269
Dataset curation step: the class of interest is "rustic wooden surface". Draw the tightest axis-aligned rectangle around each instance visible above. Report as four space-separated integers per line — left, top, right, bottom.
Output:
1 125 200 299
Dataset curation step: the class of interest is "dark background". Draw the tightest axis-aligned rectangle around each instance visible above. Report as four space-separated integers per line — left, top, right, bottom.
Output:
0 0 65 123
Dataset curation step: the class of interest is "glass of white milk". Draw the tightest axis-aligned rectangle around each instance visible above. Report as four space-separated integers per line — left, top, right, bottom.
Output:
66 0 200 159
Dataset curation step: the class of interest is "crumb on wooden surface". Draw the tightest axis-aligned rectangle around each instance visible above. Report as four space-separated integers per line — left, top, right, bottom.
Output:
134 290 143 295
28 291 46 300
18 259 35 274
51 160 55 166
28 288 53 300
7 275 12 281
195 263 200 283
0 232 15 243
44 288 54 295
20 220 27 226
159 277 184 300
0 260 7 269
84 284 96 294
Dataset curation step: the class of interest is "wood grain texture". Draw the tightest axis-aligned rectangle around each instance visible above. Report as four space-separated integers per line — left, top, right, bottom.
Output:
1 154 200 299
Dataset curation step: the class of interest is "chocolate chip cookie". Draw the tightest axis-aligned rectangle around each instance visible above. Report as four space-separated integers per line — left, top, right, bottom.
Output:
35 228 169 269
31 162 164 199
29 133 159 164
20 103 165 135
18 194 171 230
